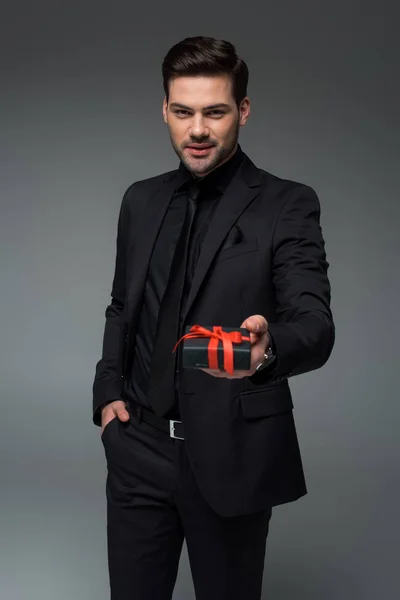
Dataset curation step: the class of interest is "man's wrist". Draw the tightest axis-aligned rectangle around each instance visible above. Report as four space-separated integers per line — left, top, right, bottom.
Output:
255 333 276 372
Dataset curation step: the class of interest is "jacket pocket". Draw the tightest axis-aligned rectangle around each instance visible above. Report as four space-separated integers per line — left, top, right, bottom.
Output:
101 415 119 442
239 383 293 419
215 237 258 263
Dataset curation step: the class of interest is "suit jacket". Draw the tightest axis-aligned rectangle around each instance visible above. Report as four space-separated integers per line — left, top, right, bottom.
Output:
93 152 335 517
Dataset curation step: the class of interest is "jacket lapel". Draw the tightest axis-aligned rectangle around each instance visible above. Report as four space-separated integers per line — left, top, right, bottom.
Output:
181 154 261 323
126 171 184 323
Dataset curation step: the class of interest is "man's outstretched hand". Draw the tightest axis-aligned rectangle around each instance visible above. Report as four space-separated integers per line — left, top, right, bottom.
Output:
200 314 270 379
101 400 130 435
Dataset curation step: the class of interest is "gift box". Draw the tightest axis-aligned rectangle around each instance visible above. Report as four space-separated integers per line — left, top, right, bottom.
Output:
173 325 251 373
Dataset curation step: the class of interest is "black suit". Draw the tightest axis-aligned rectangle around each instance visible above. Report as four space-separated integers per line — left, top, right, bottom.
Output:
93 150 335 598
126 146 245 419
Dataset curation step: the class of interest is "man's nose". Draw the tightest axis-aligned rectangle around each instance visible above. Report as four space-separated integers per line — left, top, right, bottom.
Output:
189 116 209 139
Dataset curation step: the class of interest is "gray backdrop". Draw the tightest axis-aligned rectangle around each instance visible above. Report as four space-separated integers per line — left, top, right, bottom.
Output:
1 1 399 598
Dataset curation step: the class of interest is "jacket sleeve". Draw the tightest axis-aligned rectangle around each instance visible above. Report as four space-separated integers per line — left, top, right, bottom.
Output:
92 185 133 426
249 184 335 385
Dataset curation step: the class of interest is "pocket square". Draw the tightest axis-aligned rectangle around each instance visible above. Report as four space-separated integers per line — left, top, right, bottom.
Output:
222 225 245 250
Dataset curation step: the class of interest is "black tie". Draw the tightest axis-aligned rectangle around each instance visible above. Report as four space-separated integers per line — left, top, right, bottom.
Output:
147 185 200 417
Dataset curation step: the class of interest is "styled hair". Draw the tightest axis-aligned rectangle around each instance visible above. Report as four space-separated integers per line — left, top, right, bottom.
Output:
162 36 249 107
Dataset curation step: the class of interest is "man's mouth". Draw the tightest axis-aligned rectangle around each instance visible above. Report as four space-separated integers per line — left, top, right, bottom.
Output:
186 144 214 156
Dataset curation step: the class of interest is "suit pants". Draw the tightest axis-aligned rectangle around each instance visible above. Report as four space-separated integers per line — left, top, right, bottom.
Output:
101 407 272 600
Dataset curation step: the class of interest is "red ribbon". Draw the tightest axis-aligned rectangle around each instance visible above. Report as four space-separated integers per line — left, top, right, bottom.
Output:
173 325 250 375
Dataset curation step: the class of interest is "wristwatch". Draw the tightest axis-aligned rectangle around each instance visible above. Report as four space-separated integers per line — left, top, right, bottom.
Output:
255 344 276 372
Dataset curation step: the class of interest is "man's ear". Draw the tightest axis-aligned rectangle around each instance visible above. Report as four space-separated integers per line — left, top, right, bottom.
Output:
162 97 168 123
239 97 251 127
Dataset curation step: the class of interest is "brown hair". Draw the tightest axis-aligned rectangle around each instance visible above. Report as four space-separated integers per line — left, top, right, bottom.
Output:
162 36 249 107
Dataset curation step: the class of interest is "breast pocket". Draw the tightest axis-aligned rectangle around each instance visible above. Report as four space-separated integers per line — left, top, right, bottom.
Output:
239 382 293 419
215 236 258 263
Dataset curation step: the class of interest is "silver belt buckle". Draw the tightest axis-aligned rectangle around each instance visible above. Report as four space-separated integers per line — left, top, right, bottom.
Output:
169 420 184 440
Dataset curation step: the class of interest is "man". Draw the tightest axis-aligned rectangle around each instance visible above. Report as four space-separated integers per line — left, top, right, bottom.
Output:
93 36 335 600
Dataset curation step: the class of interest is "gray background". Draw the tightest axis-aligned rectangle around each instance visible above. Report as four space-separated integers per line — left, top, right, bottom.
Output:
1 1 399 598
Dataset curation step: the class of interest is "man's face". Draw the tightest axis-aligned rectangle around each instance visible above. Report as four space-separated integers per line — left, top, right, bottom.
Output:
162 74 250 177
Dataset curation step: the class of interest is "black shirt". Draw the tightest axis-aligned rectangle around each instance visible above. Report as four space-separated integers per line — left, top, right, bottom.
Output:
125 144 245 417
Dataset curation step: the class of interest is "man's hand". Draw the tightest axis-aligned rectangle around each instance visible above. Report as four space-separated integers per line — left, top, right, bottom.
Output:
101 400 130 435
200 314 270 379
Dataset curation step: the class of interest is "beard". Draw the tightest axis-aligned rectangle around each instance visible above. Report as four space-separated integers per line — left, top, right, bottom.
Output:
169 121 240 177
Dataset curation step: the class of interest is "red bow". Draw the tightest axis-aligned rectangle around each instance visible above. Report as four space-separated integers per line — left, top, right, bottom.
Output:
173 325 250 375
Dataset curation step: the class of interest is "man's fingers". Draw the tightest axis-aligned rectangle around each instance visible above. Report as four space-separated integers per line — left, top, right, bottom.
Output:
116 409 130 421
240 314 268 334
101 400 130 432
200 367 256 379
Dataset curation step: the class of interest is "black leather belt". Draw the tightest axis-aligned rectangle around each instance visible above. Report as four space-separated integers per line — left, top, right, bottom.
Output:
127 401 185 440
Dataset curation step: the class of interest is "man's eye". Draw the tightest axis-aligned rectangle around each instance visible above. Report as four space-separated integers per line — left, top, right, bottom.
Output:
175 110 189 116
208 110 224 116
